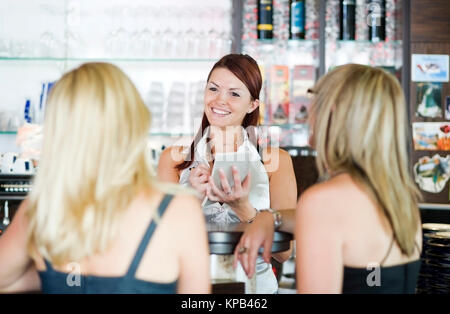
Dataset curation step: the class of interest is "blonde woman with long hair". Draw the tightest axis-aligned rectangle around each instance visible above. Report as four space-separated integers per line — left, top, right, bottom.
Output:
0 63 210 293
235 64 422 294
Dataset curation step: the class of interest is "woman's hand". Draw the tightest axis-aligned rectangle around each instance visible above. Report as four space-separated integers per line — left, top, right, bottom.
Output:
206 166 255 221
188 163 211 199
233 211 275 278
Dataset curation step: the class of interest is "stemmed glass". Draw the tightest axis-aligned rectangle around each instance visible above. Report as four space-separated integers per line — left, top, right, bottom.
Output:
147 82 165 132
139 28 152 59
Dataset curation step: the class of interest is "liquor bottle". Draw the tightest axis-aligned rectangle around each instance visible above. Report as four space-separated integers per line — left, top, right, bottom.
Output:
339 0 356 40
289 0 305 39
367 0 385 42
257 0 273 39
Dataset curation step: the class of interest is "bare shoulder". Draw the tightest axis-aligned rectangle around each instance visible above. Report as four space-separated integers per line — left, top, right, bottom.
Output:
12 198 30 229
297 182 328 213
166 193 203 221
261 146 290 162
159 146 186 166
157 146 188 182
298 174 360 220
306 173 362 198
161 193 206 245
261 146 292 174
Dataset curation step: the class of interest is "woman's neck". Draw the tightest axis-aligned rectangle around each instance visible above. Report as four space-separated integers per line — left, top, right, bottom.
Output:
208 125 244 155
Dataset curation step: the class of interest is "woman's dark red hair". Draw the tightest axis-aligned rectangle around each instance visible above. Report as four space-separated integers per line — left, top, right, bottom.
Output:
175 54 262 171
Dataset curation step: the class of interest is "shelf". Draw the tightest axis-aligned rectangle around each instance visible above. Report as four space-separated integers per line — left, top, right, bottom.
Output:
419 203 450 210
0 57 218 63
149 132 193 137
2 126 311 136
283 146 316 157
0 195 26 201
261 123 308 128
0 130 194 137
336 40 402 44
256 39 319 45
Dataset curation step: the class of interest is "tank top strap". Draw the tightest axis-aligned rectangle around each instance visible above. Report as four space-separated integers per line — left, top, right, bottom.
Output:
380 235 395 266
414 240 421 255
126 194 174 278
43 258 54 272
380 236 422 266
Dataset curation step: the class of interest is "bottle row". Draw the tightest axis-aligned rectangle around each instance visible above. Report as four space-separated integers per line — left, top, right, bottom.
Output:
254 0 389 42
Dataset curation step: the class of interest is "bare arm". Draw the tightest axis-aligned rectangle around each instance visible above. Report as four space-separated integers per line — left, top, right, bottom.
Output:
265 148 297 262
0 199 41 292
1 264 40 293
233 209 296 278
295 186 344 293
157 146 184 183
176 195 211 293
232 148 297 277
159 146 211 200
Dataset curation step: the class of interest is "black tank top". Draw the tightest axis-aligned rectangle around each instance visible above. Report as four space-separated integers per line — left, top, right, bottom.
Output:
342 237 421 294
38 194 178 294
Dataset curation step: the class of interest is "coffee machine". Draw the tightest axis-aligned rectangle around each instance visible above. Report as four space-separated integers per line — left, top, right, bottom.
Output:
0 174 32 236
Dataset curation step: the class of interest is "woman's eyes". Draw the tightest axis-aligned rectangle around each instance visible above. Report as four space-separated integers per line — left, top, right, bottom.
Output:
208 87 240 97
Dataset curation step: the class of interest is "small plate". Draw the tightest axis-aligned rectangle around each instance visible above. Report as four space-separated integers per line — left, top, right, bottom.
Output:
433 232 450 238
426 241 450 249
424 262 450 275
427 233 450 246
426 248 450 258
422 223 450 232
426 251 450 262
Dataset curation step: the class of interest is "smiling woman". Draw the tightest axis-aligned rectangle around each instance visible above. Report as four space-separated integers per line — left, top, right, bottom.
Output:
157 54 297 294
204 69 258 128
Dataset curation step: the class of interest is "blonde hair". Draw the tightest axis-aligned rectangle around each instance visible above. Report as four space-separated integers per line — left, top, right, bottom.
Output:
27 62 158 265
310 64 421 256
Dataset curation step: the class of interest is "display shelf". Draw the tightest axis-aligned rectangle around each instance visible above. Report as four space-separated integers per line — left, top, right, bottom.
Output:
0 130 194 137
282 145 316 157
255 39 319 45
336 40 402 45
0 57 218 63
324 0 403 71
419 203 450 210
149 131 193 137
261 123 308 128
2 126 310 137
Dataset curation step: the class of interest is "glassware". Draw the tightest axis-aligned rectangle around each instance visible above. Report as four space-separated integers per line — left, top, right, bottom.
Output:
0 39 9 57
106 29 119 58
129 30 140 58
207 29 219 59
39 31 61 58
11 40 27 58
139 28 152 59
115 27 129 58
147 82 165 132
162 28 175 59
190 80 206 133
166 82 186 133
150 29 162 58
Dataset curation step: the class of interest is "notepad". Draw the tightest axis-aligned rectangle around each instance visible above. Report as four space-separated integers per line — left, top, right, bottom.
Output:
202 150 251 207
211 150 250 189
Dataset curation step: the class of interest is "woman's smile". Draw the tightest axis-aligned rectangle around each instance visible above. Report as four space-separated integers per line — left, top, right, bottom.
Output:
211 107 231 116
